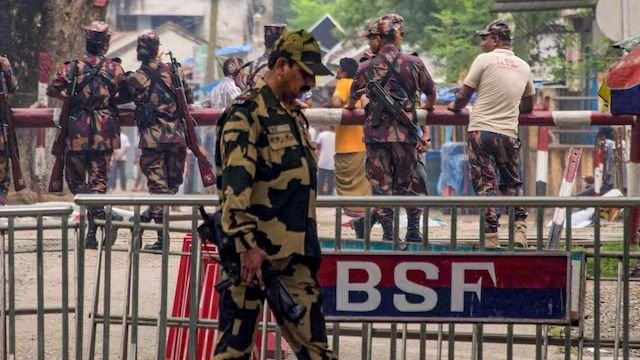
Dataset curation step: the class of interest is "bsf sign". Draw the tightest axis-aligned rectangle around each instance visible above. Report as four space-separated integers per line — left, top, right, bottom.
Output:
318 252 571 324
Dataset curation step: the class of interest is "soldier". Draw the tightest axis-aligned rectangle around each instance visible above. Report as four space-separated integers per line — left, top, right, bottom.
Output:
125 32 192 251
47 21 127 248
214 30 336 360
0 56 19 205
244 23 288 88
348 16 436 241
448 19 535 247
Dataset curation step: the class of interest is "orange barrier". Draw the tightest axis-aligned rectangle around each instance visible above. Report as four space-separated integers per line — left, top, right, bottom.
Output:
166 234 287 359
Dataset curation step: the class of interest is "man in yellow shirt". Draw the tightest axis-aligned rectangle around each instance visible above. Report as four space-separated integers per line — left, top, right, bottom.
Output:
329 58 372 235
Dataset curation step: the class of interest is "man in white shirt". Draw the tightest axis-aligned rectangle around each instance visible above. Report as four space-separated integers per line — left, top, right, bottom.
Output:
448 19 535 248
108 132 131 191
315 126 336 195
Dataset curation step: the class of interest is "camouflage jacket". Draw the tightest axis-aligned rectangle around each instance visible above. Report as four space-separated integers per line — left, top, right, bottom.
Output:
350 44 435 143
0 56 18 151
215 81 321 260
48 54 126 152
126 61 193 149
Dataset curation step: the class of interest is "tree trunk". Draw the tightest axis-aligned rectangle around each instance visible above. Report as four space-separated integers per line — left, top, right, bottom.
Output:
0 0 106 200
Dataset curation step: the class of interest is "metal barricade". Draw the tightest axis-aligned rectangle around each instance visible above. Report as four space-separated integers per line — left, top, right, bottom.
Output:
51 195 640 359
0 205 74 360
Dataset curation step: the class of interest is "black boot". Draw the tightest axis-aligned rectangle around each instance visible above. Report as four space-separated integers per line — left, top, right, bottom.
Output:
405 215 422 242
350 213 381 239
85 215 99 249
144 233 163 251
382 223 393 241
144 218 164 251
128 207 152 223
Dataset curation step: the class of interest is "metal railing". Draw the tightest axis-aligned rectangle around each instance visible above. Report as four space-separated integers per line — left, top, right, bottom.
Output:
0 205 74 360
2 196 638 359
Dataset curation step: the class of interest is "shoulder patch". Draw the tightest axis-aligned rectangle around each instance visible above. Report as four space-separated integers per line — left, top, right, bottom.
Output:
232 89 259 105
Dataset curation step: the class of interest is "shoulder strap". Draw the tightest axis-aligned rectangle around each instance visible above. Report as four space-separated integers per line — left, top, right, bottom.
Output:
77 57 116 94
141 64 175 99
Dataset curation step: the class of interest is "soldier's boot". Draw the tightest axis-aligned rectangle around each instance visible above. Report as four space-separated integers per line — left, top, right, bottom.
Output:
144 218 164 251
92 207 120 246
514 220 528 248
382 223 393 241
129 207 152 223
484 232 500 248
350 213 379 239
405 215 422 243
85 215 99 249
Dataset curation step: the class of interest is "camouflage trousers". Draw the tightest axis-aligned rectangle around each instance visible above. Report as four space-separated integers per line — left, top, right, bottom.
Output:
65 151 112 218
0 151 10 197
468 131 526 233
139 146 186 221
214 256 336 360
366 142 420 226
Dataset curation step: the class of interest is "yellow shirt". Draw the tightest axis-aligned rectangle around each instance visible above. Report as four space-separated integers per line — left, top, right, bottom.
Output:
333 78 366 153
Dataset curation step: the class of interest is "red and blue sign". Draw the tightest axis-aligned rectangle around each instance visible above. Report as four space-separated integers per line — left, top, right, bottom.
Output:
317 252 571 324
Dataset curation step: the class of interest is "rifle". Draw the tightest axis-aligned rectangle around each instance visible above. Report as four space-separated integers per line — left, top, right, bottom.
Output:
167 52 216 187
48 60 78 192
367 80 417 129
0 66 26 191
197 207 306 324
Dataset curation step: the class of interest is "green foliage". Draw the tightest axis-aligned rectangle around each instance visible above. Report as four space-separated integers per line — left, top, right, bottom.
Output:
544 35 621 83
584 242 639 278
288 0 337 30
422 0 493 82
273 0 294 24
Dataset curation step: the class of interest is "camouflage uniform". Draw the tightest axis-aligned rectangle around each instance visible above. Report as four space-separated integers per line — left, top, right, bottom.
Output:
47 21 127 246
126 32 191 250
0 56 18 204
350 17 435 240
244 24 287 89
468 131 525 233
214 30 335 360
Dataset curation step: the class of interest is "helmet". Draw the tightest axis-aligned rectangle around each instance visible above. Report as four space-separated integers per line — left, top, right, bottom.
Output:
84 21 111 43
137 32 160 51
476 19 511 39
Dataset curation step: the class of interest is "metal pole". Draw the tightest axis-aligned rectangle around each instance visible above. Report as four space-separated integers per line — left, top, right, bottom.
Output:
129 205 141 360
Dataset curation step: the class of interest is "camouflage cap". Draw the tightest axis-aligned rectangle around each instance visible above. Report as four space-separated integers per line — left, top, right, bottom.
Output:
264 24 288 49
137 31 160 50
274 30 333 76
84 21 111 42
381 13 404 32
361 17 396 37
476 19 511 38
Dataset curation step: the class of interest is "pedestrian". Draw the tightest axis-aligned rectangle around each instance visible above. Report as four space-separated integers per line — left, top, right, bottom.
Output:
125 31 192 250
108 132 131 191
348 15 436 241
315 125 336 195
447 19 535 248
0 55 20 205
214 29 336 360
329 57 372 223
47 21 127 248
244 23 288 88
207 57 244 108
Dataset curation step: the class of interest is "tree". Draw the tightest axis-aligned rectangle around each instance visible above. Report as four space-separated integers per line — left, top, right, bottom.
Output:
288 0 337 29
0 0 106 197
422 0 493 82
